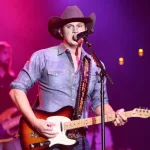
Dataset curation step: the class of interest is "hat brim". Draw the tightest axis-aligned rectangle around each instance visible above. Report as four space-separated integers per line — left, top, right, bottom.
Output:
48 13 96 40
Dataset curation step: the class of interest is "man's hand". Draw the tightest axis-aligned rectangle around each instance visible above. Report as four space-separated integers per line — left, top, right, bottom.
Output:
113 109 127 126
32 118 58 138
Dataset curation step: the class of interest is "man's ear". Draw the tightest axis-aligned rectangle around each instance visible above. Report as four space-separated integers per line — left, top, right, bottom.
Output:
58 28 63 37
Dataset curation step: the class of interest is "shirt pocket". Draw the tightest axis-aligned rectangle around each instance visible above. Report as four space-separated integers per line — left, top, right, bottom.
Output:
47 69 67 89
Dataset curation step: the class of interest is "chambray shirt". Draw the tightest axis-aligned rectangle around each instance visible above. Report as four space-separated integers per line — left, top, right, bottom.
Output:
10 43 109 117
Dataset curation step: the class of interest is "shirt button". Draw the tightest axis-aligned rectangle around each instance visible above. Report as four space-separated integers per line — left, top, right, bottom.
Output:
72 99 75 101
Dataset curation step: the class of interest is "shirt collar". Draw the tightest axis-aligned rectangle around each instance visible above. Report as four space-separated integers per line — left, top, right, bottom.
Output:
58 43 68 55
58 42 88 59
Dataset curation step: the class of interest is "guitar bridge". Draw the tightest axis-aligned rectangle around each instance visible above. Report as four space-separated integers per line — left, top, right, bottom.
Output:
29 141 50 149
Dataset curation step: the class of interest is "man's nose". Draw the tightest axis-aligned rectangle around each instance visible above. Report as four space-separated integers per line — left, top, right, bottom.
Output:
72 27 78 33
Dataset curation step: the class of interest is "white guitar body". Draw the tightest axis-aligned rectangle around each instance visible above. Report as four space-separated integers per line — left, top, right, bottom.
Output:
46 116 76 147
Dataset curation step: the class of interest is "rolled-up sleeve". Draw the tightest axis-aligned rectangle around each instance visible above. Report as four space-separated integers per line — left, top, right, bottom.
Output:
10 50 45 92
90 62 109 111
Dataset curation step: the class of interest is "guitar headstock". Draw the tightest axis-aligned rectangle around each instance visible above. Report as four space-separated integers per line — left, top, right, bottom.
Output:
131 108 150 118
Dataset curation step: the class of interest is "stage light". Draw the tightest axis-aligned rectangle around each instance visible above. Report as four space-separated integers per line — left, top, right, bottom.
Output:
138 48 144 57
119 57 124 65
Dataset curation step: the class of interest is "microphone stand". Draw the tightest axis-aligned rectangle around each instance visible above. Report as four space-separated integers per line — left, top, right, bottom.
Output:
83 37 114 150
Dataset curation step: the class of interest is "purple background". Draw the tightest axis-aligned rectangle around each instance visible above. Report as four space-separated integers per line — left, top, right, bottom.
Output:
0 0 150 149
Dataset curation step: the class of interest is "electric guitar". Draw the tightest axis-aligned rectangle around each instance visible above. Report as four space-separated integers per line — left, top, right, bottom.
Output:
0 107 21 143
19 106 150 150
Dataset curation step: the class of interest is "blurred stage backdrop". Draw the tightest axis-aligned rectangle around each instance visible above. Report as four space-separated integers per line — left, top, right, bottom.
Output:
0 0 150 149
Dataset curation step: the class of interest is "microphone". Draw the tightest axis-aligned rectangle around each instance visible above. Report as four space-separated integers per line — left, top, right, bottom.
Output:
73 29 94 42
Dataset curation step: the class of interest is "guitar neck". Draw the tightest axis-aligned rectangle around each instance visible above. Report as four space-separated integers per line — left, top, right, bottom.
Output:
64 111 132 130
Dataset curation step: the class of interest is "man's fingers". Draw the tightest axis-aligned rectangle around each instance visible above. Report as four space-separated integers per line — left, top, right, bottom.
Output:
113 121 117 126
117 112 127 122
114 110 127 126
116 118 121 125
44 132 58 138
47 122 56 127
117 108 124 113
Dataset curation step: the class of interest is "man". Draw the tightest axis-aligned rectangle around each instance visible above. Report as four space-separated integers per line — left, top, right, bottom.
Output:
0 41 21 150
9 6 127 150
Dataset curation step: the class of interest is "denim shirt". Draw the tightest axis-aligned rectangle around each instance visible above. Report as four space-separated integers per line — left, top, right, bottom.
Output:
10 43 109 117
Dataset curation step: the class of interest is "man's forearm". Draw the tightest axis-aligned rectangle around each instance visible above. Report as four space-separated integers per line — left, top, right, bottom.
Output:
9 89 37 127
94 104 115 116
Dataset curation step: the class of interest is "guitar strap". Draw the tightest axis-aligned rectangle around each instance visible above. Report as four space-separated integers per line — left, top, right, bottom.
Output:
72 55 91 120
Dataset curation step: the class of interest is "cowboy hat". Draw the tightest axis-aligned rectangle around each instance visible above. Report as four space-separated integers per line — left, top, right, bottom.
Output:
48 5 96 40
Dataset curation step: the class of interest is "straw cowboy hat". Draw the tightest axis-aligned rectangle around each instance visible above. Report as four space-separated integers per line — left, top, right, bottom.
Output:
48 5 96 40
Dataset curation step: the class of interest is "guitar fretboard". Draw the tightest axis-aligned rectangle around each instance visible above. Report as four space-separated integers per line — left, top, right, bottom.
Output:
64 111 132 130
